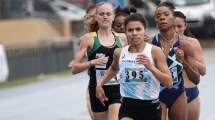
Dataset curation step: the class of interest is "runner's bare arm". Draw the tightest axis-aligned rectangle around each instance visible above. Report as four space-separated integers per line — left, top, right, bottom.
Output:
71 34 93 74
190 38 206 76
181 40 200 85
151 46 172 88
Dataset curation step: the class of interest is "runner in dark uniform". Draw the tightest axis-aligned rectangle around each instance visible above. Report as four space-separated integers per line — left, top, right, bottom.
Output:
146 2 200 120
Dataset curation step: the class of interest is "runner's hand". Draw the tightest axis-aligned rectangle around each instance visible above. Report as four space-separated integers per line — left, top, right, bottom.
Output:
136 54 152 69
91 57 109 66
96 85 108 106
174 48 185 63
68 60 74 68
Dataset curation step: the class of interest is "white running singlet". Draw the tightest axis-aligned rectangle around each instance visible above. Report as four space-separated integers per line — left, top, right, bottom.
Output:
118 43 160 100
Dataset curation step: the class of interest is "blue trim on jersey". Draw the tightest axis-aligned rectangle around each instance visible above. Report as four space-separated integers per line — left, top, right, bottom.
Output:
152 34 185 108
152 34 183 90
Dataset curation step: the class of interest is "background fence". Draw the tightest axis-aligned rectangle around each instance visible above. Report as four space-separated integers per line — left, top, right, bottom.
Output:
5 37 79 81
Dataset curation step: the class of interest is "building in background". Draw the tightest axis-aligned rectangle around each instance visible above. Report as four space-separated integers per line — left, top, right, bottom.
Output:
0 0 84 81
0 0 86 44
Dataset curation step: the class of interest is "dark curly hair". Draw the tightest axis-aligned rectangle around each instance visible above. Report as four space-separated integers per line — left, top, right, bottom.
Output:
124 13 148 30
113 5 137 30
156 2 175 15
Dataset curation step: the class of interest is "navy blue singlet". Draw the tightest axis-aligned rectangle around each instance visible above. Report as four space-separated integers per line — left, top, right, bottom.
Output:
152 34 184 108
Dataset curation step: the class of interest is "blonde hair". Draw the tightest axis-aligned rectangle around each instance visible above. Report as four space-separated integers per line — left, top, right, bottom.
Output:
84 14 98 32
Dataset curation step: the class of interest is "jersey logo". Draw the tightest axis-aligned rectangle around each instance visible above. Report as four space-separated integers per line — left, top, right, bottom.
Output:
96 53 105 58
122 54 125 59
157 105 160 110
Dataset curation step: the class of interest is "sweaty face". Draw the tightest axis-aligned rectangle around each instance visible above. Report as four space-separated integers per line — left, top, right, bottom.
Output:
155 6 175 31
126 21 147 45
114 16 126 33
174 17 186 35
95 4 115 28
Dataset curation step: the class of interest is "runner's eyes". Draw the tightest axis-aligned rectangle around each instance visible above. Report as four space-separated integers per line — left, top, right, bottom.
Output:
99 12 112 16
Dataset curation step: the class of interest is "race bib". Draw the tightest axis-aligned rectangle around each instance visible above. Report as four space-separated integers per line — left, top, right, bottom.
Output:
171 67 178 83
96 70 119 85
95 64 106 69
121 68 149 83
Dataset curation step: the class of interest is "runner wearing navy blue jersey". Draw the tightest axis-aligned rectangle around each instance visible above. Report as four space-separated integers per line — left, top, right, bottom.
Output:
146 2 200 120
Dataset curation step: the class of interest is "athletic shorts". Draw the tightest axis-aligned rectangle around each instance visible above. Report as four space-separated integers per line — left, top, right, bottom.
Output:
159 81 185 108
89 84 121 112
119 97 161 120
185 86 199 103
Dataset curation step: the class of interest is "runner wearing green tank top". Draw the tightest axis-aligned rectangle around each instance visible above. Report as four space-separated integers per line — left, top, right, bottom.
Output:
71 2 127 120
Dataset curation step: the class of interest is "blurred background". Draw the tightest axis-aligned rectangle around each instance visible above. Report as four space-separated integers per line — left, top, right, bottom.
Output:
0 0 214 120
0 0 159 82
0 0 214 82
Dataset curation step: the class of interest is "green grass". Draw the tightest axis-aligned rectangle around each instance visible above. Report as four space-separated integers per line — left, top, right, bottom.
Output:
0 70 72 90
